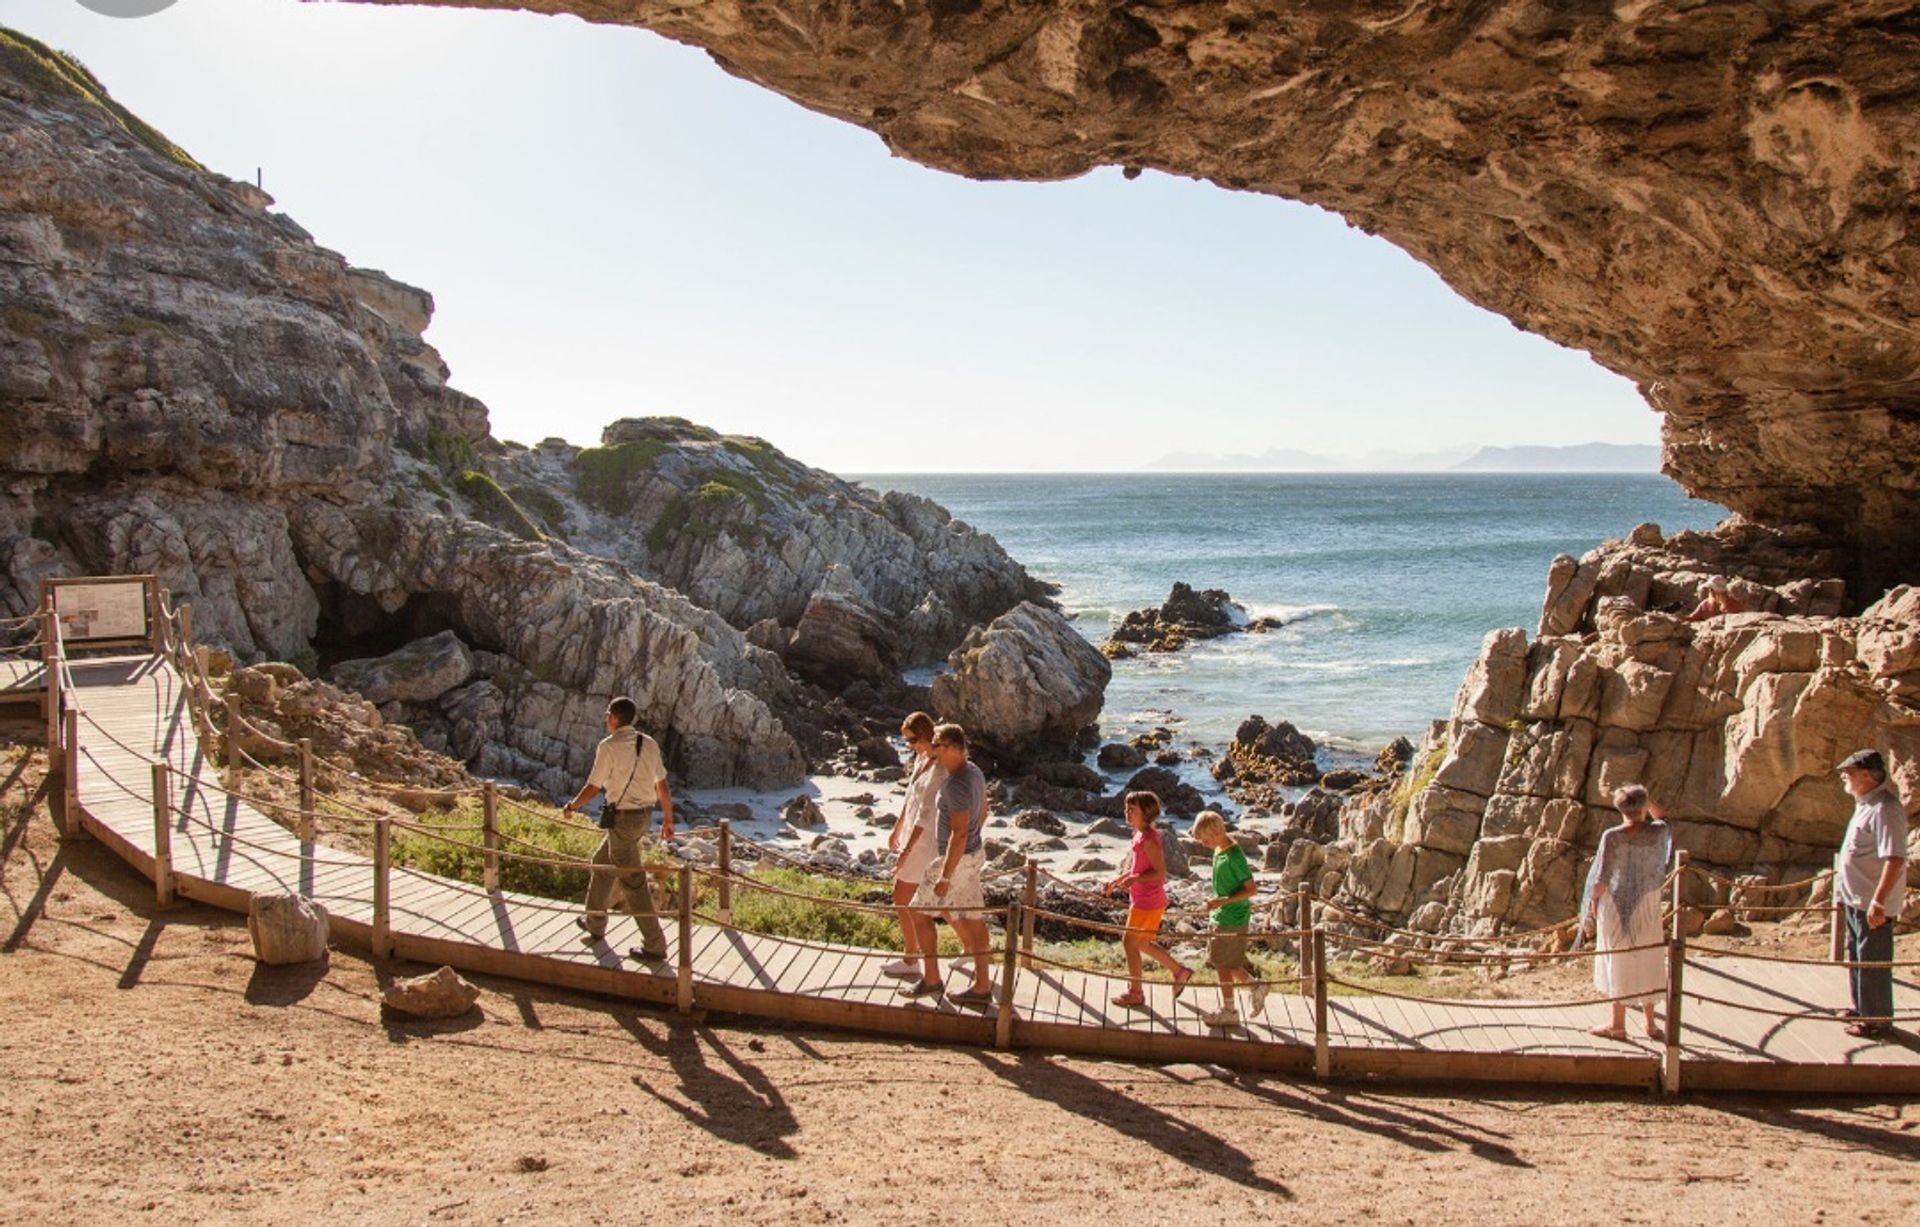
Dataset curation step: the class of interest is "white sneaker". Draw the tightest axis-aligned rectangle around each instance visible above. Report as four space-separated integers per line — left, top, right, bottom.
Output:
880 959 920 979
1202 1006 1242 1029
1247 981 1271 1017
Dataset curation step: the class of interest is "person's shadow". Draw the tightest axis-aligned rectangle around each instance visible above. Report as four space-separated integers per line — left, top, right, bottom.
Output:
969 1051 1293 1197
622 1017 799 1159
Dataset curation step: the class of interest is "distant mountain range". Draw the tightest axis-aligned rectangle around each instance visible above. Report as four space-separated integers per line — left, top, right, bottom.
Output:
1448 443 1662 472
1142 442 1661 473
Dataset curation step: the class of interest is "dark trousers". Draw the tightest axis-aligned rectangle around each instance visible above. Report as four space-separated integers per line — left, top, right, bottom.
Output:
1843 905 1896 1025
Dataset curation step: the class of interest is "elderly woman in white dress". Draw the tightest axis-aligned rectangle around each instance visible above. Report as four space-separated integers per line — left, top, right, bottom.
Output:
1582 784 1672 1041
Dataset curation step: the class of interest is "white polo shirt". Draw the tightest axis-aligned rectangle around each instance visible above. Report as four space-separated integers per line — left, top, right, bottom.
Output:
1835 784 1909 913
587 726 667 810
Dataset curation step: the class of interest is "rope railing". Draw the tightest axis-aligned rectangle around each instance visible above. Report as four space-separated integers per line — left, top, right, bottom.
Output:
1323 974 1663 1011
1677 990 1920 1024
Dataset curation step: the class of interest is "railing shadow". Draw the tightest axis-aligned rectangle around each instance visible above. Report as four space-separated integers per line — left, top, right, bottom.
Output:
620 1015 800 1158
967 1050 1294 1197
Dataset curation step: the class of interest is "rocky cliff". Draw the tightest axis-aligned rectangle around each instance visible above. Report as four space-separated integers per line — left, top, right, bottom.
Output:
356 0 1920 593
0 29 1043 794
1320 522 1920 936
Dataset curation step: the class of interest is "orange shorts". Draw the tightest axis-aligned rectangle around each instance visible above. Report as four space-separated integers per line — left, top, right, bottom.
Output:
1124 906 1166 936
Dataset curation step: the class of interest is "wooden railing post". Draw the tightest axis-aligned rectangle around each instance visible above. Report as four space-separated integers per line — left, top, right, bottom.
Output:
144 578 166 656
482 782 500 893
1830 888 1846 963
1663 850 1689 1096
40 602 60 804
297 737 316 844
1312 927 1331 1079
997 904 1020 1048
151 762 175 908
372 818 392 959
1020 862 1037 970
676 863 694 1013
61 707 80 840
717 820 733 923
1297 882 1315 1000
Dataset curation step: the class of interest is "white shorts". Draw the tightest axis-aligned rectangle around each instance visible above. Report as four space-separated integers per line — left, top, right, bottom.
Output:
911 852 986 913
895 825 936 885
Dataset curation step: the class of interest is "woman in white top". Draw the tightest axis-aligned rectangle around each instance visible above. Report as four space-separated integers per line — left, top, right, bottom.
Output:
882 711 948 980
1581 783 1672 1041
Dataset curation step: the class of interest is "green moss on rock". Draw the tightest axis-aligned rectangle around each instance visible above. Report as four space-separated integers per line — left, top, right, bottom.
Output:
455 470 544 542
574 439 668 515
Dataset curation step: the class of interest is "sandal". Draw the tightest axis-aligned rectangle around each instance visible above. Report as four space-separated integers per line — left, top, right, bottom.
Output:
1171 966 1194 999
1844 1022 1890 1039
1110 992 1147 1009
1644 1024 1665 1041
1587 1025 1627 1041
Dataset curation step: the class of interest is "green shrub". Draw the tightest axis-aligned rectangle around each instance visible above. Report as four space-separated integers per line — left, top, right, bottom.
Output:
419 427 477 476
393 799 599 901
509 483 568 530
454 470 544 542
574 439 669 515
0 28 201 169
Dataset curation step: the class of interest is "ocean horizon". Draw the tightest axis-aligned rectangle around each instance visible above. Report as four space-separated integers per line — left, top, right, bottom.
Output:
858 472 1726 765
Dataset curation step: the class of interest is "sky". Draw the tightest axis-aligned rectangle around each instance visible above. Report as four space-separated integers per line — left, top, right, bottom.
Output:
2 0 1663 473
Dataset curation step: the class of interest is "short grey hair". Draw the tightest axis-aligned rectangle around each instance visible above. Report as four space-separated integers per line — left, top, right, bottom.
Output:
1612 784 1649 814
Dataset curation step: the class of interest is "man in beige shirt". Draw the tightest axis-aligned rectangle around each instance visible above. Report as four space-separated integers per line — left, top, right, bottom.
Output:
564 696 674 962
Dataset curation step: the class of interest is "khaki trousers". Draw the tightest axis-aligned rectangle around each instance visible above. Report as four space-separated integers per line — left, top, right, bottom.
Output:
582 808 666 954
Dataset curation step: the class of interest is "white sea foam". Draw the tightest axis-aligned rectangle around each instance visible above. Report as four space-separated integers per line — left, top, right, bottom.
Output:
1241 601 1340 626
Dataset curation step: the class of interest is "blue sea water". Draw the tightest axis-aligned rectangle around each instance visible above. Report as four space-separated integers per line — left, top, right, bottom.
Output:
862 473 1725 759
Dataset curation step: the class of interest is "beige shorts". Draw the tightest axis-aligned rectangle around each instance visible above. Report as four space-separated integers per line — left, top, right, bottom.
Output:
911 853 986 913
1209 926 1250 972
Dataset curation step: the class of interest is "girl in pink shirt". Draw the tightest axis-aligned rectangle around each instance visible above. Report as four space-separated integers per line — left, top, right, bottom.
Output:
1103 790 1193 1009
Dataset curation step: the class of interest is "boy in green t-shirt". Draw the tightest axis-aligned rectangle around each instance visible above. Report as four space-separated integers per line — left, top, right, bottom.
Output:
1193 810 1264 1028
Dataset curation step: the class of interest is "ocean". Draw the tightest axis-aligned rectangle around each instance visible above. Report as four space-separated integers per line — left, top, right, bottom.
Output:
862 473 1725 766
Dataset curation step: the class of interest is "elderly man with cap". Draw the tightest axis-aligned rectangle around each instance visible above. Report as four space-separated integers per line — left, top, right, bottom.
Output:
1834 749 1908 1038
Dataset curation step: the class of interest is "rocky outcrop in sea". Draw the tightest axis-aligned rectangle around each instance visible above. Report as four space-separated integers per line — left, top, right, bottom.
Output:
0 34 1050 795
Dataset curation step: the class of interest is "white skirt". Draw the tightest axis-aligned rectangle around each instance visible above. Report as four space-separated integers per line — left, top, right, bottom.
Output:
1592 889 1666 1005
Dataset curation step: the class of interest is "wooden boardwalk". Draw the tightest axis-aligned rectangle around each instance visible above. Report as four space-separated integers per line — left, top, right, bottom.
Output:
43 652 1920 1093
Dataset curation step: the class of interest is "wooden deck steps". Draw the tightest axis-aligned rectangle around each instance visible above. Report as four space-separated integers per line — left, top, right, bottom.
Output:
53 652 1920 1093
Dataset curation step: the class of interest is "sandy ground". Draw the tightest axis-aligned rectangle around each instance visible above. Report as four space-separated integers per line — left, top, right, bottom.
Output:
4 743 1919 1227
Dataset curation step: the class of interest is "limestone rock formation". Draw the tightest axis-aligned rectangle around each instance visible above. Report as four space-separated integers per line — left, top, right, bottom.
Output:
353 0 1920 588
931 602 1111 767
0 34 1042 793
1329 525 1920 936
247 894 330 965
382 966 482 1019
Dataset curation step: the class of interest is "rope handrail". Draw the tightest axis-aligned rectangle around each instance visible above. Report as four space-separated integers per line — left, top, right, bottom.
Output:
1685 945 1920 969
1679 990 1920 1024
1019 901 1307 944
687 861 1009 921
1683 863 1828 894
1313 896 1579 948
1323 974 1669 1011
687 909 1008 962
1323 928 1665 965
1017 945 1305 989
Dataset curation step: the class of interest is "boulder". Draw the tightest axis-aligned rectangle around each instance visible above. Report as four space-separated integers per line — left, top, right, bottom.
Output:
1086 817 1129 839
247 894 330 965
1122 766 1207 819
1070 856 1115 874
332 630 475 706
1097 743 1147 770
781 796 825 827
785 590 895 683
931 602 1111 766
1014 809 1066 837
383 966 481 1019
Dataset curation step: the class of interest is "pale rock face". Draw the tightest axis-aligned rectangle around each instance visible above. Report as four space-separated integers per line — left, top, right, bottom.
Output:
247 894 330 965
1332 524 1920 935
931 602 1111 765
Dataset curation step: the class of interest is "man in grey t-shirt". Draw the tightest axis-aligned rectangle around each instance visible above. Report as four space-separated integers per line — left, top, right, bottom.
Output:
900 724 993 1007
1834 749 1908 1036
